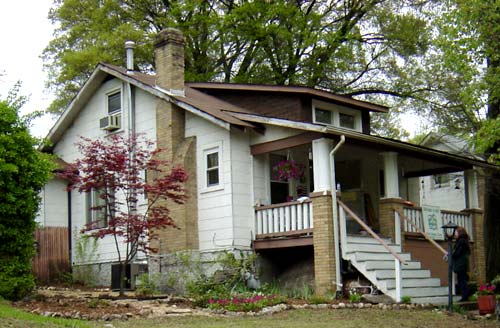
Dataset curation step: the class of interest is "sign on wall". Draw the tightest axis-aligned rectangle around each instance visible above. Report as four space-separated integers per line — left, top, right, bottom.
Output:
422 205 444 240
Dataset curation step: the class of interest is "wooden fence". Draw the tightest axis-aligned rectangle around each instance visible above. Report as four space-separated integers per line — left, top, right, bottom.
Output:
32 227 70 284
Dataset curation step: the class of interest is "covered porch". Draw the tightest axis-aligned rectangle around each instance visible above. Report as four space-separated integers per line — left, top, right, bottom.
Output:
251 131 488 298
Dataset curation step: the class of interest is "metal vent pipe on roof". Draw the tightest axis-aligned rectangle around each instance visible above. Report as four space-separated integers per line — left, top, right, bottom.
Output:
125 41 135 72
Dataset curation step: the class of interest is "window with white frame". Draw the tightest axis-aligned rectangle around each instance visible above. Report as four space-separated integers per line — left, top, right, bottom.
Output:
312 99 362 132
203 143 223 191
86 188 113 229
107 91 121 115
431 174 451 189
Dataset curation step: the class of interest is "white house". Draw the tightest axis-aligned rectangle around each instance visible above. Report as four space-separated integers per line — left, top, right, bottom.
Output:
416 133 482 211
41 28 497 302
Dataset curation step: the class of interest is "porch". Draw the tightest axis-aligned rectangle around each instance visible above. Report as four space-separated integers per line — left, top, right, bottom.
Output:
250 133 487 302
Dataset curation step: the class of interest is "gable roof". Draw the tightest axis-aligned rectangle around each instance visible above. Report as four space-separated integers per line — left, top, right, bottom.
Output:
420 132 481 160
44 63 255 150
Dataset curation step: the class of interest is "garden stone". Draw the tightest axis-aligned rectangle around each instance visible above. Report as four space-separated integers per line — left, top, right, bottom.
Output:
338 302 346 308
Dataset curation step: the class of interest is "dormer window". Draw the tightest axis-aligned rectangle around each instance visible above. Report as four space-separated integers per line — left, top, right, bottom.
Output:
312 99 361 132
107 91 121 115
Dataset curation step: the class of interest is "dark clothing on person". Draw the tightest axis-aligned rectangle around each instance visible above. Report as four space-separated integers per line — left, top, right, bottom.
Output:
452 235 471 301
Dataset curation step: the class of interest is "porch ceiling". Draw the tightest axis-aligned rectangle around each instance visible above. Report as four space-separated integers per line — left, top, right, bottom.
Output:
240 114 498 172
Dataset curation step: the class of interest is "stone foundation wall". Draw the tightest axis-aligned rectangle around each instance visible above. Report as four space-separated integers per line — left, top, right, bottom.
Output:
148 249 254 294
72 262 112 287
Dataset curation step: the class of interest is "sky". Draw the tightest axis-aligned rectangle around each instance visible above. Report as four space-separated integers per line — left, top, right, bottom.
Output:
0 0 56 138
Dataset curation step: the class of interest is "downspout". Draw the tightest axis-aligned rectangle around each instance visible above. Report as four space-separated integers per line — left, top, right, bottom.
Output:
67 188 72 268
329 135 345 291
125 42 137 269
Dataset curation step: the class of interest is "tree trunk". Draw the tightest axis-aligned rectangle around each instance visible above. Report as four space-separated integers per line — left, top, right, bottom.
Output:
484 52 500 281
484 171 500 281
119 262 126 296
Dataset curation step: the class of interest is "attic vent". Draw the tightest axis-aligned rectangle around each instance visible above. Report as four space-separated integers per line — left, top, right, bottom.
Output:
100 114 121 131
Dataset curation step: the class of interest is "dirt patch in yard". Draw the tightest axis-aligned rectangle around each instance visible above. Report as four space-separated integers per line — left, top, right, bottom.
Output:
13 287 198 321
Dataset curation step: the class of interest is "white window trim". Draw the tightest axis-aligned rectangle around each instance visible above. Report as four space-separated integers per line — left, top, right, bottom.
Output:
85 188 109 230
106 88 123 116
312 99 362 132
201 141 224 193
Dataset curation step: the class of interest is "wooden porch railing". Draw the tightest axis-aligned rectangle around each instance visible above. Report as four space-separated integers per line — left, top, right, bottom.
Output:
403 206 473 241
255 200 313 235
394 208 447 256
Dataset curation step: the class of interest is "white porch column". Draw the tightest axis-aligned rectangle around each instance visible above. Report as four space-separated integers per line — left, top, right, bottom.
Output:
312 138 333 192
381 152 400 198
465 169 479 209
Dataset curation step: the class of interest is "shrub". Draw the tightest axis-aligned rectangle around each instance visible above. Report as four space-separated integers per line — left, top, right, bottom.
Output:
0 92 53 300
135 273 159 297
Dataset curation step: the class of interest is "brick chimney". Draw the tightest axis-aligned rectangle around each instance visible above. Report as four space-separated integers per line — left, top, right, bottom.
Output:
154 28 185 95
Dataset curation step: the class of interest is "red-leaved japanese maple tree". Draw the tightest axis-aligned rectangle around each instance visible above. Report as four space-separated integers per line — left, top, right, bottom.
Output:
59 134 187 295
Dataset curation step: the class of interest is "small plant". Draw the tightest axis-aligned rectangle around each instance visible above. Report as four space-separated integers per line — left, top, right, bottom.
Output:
308 295 331 305
491 275 500 291
135 273 158 297
349 292 362 303
401 296 411 304
207 293 285 312
452 304 467 314
287 283 314 300
88 298 109 309
478 284 496 295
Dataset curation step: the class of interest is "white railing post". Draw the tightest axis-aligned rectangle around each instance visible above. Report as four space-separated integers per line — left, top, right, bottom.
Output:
285 205 291 232
395 210 401 245
267 209 273 233
339 205 348 257
309 202 314 228
279 206 285 232
297 204 303 230
300 204 311 229
256 211 263 235
395 258 402 303
291 205 297 230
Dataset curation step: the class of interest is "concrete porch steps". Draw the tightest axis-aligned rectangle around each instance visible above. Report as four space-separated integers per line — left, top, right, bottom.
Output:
344 235 454 305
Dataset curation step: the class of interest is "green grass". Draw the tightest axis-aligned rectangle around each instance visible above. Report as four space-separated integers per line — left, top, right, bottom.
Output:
0 300 91 328
111 309 498 328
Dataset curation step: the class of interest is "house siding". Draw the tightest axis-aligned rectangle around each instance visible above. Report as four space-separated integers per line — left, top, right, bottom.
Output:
36 177 68 227
230 128 254 248
53 78 157 265
185 112 234 251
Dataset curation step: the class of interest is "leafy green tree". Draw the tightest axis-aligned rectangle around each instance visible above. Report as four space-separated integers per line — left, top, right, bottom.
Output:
431 0 500 280
43 0 433 130
0 86 53 300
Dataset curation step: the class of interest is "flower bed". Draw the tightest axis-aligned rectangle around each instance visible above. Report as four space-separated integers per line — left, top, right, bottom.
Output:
207 293 285 312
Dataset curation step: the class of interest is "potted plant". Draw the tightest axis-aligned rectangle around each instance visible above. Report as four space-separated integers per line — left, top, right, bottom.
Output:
477 284 496 315
272 160 305 181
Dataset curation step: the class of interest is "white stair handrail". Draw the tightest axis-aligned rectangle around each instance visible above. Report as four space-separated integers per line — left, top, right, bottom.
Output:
338 199 406 303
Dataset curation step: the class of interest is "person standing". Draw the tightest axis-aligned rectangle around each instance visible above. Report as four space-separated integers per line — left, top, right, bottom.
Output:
452 226 471 302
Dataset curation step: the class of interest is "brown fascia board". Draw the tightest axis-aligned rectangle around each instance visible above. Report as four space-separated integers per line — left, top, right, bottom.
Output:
186 82 389 113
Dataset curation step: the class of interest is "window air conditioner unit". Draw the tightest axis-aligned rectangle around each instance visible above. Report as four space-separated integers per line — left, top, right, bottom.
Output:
100 114 121 131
